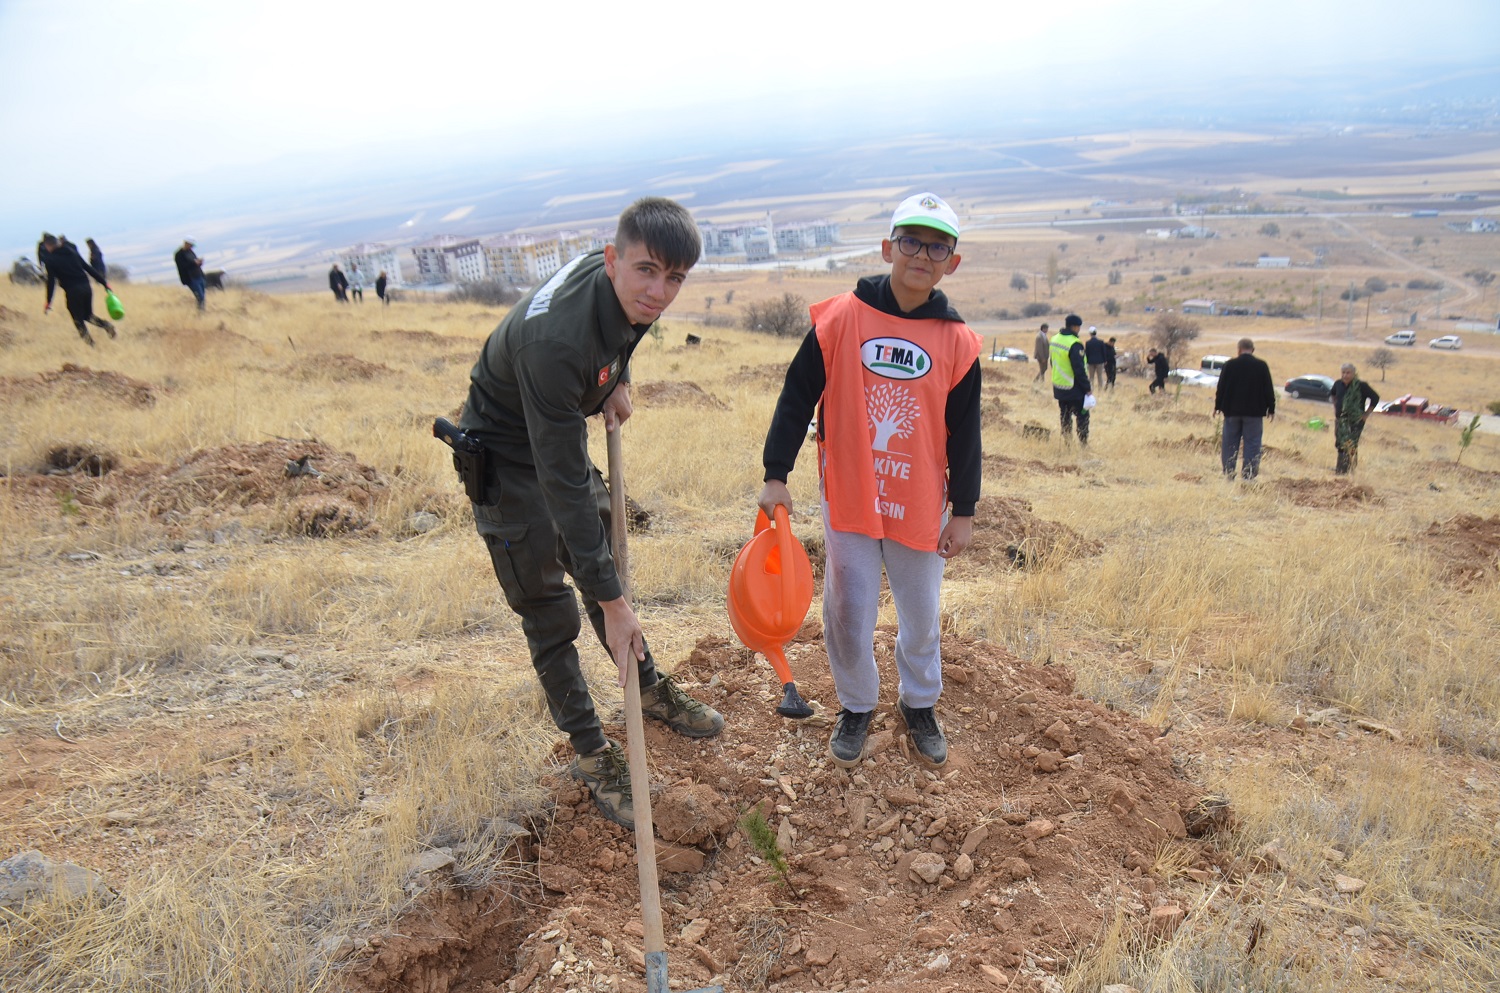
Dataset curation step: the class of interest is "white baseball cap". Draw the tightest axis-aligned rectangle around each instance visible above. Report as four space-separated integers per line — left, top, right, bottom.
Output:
890 193 960 240
1088 326 1098 333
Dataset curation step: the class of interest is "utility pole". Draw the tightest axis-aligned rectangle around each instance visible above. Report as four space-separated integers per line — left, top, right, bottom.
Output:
1316 283 1324 333
1364 294 1372 333
1345 282 1355 340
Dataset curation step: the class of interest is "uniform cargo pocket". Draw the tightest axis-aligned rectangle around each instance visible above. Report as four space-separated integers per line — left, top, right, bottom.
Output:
481 522 542 600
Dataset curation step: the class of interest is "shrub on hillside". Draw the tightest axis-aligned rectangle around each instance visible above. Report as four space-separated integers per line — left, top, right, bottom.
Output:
449 280 522 306
1021 302 1052 318
1406 278 1442 291
1262 302 1302 318
743 292 808 337
1150 312 1200 367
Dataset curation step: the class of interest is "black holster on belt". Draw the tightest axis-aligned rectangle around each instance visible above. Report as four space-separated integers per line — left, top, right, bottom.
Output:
433 417 488 503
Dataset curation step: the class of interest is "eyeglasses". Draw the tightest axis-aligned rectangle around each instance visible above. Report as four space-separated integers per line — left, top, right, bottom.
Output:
892 235 954 262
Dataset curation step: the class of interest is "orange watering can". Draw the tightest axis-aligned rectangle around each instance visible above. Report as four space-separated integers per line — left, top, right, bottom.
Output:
727 505 816 719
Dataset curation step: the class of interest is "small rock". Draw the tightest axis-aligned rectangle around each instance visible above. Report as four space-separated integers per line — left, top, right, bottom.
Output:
1034 750 1064 773
915 926 947 949
1041 719 1078 754
999 857 1032 881
656 843 706 874
1021 819 1055 841
407 511 441 534
1335 874 1366 895
960 824 989 855
317 934 357 962
953 853 974 881
1102 985 1142 993
805 938 838 967
692 944 722 973
0 850 115 909
909 852 946 884
407 848 455 876
885 786 922 807
980 964 1011 986
925 951 951 973
679 918 710 944
1148 905 1185 938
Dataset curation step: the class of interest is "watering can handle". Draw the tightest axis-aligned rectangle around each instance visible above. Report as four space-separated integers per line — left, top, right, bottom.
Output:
773 504 796 627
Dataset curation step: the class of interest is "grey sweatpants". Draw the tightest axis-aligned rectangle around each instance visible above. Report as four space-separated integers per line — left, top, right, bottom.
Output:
822 515 947 713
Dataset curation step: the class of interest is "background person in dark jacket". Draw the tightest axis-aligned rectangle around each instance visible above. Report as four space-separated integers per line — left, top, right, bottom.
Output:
1084 326 1106 389
328 264 349 302
86 238 105 276
174 239 206 310
42 234 114 346
1331 362 1379 474
1213 337 1276 479
1050 314 1093 445
1148 348 1169 393
375 270 389 305
1104 336 1118 389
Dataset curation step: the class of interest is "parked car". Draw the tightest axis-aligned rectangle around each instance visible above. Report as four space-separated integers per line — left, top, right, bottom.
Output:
1284 374 1335 401
1200 355 1231 373
991 347 1030 363
1376 394 1460 424
1169 368 1219 387
1384 330 1417 346
1429 335 1462 350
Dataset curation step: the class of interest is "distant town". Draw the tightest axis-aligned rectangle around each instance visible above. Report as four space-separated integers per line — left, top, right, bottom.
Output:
340 216 843 290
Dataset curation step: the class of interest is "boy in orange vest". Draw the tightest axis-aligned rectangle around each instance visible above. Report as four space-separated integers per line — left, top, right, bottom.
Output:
758 193 983 768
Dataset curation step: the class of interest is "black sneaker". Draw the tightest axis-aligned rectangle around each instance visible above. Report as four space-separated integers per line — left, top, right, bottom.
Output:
898 699 948 767
828 709 873 768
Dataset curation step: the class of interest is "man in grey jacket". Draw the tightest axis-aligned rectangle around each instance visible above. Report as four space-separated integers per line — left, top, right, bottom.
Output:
459 197 722 829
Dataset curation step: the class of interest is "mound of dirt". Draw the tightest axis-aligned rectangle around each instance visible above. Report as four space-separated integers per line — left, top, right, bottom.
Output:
1419 514 1500 589
957 495 1102 573
145 441 387 533
283 354 394 382
983 454 1080 477
368 329 473 347
134 324 254 349
0 363 160 408
347 632 1226 993
634 381 727 410
1274 477 1382 509
44 444 117 476
734 364 792 389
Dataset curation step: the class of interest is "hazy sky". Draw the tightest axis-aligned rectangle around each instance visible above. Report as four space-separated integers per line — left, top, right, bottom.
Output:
2 0 1496 241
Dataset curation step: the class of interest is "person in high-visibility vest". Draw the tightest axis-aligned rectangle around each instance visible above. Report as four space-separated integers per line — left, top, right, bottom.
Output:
1050 315 1093 445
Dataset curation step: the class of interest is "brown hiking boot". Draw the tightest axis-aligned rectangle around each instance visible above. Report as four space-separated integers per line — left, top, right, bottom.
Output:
641 673 724 738
570 742 633 828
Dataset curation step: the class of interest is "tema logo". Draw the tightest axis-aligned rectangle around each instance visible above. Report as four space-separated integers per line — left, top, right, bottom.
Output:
861 337 930 380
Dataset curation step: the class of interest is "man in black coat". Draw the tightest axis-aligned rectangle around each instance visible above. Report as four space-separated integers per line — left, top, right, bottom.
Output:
1084 327 1107 389
1148 348 1169 393
328 264 349 303
42 234 115 346
175 239 206 311
1213 338 1276 479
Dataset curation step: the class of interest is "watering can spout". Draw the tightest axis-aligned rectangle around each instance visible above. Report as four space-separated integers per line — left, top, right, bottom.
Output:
728 506 815 720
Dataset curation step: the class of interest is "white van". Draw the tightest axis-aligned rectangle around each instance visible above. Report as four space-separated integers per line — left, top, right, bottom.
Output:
1384 330 1417 347
1200 355 1231 373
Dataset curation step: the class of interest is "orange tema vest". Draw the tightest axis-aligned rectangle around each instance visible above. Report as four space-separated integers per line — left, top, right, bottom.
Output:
813 292 982 551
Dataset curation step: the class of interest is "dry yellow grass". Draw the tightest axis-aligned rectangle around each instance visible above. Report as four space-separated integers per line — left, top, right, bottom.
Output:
2 209 1499 993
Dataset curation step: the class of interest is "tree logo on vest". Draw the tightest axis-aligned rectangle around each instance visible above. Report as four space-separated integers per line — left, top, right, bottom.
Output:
861 337 930 380
866 382 920 452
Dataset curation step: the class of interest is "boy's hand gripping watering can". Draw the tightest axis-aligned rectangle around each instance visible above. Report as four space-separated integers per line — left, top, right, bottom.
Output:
727 505 815 719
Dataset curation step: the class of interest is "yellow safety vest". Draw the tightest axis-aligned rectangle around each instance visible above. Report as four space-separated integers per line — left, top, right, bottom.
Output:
1050 333 1080 389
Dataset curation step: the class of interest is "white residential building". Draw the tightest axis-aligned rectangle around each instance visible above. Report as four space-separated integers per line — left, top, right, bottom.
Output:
444 239 489 283
1471 217 1498 233
1182 298 1218 315
341 243 403 287
1256 256 1291 268
412 236 462 283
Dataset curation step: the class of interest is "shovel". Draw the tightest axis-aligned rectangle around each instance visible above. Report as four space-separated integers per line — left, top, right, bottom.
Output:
727 505 815 718
606 425 722 993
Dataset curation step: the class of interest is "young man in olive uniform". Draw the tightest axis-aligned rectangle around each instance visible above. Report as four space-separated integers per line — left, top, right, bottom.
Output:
459 197 723 828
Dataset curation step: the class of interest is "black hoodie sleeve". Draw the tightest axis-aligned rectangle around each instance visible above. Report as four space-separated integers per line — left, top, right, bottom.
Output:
762 329 825 482
944 359 983 516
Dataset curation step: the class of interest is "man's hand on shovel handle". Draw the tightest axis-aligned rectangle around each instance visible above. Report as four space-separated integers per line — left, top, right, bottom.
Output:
601 596 646 688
